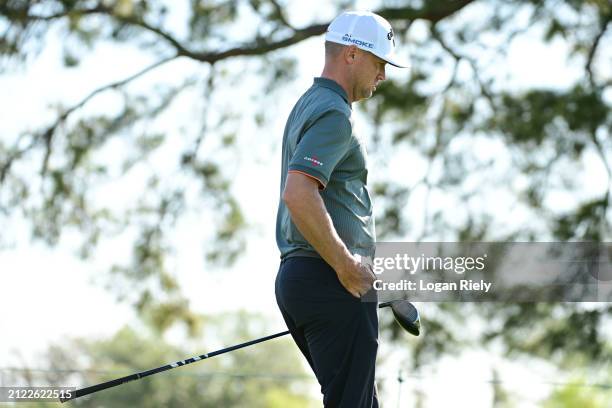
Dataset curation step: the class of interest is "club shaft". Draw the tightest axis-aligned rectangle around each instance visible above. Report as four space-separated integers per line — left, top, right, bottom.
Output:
61 302 398 403
60 330 290 403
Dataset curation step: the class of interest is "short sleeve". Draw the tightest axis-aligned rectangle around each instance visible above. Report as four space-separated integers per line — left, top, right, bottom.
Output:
288 110 352 188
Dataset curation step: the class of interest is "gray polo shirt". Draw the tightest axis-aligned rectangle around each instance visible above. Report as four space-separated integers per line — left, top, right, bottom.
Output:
276 77 375 260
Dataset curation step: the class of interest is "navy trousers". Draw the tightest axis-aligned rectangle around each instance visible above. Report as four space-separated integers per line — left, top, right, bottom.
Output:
275 256 379 408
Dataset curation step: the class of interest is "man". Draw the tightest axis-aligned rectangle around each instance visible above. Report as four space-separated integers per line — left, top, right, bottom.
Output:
275 11 407 407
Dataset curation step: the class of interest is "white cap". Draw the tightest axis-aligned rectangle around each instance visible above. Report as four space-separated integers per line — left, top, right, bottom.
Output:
325 11 408 68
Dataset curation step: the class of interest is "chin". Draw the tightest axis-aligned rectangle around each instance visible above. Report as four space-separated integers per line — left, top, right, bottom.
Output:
358 89 373 100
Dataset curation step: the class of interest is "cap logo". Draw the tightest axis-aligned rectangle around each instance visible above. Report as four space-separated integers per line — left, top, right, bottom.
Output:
341 33 374 49
387 28 395 46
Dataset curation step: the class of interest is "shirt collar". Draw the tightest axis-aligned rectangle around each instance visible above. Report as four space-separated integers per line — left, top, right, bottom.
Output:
313 77 349 104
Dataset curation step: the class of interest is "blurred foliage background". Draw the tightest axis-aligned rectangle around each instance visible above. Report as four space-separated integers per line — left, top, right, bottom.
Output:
0 0 610 406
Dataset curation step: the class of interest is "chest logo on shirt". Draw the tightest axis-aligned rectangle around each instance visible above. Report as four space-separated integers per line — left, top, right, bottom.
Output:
304 156 323 167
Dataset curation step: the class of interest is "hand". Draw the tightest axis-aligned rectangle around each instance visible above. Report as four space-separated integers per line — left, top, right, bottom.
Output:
336 255 376 298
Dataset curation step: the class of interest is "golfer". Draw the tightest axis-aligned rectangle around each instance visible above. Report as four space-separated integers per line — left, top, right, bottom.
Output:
274 10 407 407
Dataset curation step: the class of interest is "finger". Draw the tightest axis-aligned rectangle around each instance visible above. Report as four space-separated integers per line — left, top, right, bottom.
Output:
367 271 376 283
362 270 376 285
361 264 376 281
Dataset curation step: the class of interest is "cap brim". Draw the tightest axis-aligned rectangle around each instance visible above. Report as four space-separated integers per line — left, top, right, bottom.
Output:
375 52 409 68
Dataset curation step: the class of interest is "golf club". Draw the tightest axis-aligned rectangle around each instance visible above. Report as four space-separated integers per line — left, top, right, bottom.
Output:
60 300 420 403
379 299 421 336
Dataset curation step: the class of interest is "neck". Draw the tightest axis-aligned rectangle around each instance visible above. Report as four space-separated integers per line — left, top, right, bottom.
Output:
320 66 353 103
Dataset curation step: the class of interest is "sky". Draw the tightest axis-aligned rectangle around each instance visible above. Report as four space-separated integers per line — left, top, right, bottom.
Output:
0 1 610 407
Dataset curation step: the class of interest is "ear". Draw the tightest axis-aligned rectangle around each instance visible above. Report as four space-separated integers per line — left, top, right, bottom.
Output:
344 45 359 64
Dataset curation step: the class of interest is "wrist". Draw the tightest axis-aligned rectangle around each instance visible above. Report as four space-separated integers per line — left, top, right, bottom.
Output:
333 250 357 276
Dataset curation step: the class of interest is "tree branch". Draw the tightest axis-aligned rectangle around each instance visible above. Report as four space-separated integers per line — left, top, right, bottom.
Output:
585 15 610 87
34 55 178 177
194 0 474 64
430 26 461 92
184 68 216 165
21 5 108 21
27 4 192 56
0 55 177 185
589 131 612 231
0 146 21 185
193 23 328 63
378 1 476 24
6 1 478 179
113 16 191 56
24 2 476 64
268 0 294 30
431 26 495 106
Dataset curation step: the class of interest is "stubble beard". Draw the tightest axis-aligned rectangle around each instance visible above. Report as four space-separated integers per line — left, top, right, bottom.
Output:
356 82 374 101
363 85 374 100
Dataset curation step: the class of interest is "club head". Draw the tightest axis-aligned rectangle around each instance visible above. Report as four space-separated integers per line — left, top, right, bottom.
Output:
379 300 420 336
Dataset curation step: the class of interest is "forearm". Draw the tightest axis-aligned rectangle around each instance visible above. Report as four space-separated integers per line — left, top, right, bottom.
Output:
282 172 374 297
284 185 353 273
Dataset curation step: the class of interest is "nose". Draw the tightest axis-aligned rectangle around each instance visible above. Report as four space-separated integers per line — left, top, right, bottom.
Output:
378 66 386 81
